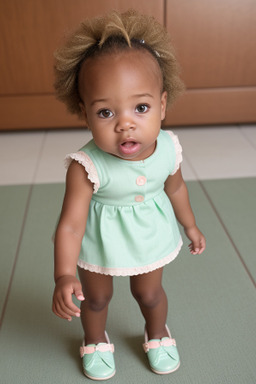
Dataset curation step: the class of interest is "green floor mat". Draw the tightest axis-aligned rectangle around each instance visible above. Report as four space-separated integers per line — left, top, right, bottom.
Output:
202 178 256 283
0 185 31 317
0 181 255 383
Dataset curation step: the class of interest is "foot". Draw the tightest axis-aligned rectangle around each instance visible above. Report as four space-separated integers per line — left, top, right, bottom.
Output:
80 332 116 380
143 325 180 374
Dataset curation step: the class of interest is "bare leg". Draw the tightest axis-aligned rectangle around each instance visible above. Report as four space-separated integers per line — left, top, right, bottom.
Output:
78 267 113 345
130 268 169 340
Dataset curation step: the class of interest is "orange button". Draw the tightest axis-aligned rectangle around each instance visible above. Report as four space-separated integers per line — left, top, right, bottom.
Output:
135 195 144 202
136 176 147 186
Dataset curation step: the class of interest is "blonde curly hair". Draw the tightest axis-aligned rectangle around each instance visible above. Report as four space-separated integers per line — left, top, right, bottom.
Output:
54 9 184 118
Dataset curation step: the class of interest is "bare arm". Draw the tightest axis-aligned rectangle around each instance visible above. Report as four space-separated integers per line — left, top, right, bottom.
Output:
52 161 93 321
164 168 206 255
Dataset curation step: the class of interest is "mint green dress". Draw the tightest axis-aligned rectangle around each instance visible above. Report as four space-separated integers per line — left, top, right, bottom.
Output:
65 130 183 276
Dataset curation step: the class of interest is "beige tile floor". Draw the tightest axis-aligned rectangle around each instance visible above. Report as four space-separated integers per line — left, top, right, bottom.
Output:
1 125 256 186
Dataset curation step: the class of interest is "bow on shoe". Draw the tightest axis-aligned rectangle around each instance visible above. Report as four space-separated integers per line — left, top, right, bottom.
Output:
80 343 115 372
143 338 177 353
80 343 115 357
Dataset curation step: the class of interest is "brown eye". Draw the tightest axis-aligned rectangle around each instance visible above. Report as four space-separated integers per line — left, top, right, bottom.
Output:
98 109 113 118
136 104 149 113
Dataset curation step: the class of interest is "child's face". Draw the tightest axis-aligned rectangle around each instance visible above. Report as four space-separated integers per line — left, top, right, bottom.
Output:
79 49 167 161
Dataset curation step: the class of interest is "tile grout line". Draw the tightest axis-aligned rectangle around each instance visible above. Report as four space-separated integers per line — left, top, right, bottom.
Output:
0 184 34 328
31 131 48 184
0 132 48 328
239 125 256 152
198 179 256 288
182 152 198 181
183 152 256 288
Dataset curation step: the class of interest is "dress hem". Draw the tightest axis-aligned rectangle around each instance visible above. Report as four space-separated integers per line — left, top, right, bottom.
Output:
77 237 183 276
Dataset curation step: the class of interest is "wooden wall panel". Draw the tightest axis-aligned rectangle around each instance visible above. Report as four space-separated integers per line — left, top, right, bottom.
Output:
0 0 163 95
166 0 256 88
0 0 164 130
1 0 256 129
164 0 256 125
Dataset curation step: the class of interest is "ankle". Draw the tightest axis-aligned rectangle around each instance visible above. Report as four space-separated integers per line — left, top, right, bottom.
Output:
84 333 108 345
146 325 169 340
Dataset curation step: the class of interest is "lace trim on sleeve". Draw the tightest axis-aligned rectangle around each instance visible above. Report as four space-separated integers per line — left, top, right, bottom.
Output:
166 131 183 175
65 151 100 193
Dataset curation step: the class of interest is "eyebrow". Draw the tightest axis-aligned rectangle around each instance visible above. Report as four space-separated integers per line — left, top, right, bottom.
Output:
90 93 154 106
132 93 154 99
90 99 109 107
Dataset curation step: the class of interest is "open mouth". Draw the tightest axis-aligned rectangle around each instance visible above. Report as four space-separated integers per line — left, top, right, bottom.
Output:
119 140 141 155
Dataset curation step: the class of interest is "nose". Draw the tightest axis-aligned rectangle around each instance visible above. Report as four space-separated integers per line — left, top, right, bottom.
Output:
115 114 136 132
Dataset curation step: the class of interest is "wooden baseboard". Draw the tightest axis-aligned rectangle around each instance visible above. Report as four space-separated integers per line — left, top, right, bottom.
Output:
165 87 256 126
0 95 85 130
1 87 256 130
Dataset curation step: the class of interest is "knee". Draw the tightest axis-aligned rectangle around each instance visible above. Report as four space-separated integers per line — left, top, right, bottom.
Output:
86 291 113 312
131 286 163 309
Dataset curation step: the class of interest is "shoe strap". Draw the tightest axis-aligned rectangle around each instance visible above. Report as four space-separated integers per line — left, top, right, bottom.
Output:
143 338 176 353
80 343 115 357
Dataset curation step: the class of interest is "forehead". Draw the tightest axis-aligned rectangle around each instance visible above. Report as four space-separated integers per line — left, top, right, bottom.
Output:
78 49 163 98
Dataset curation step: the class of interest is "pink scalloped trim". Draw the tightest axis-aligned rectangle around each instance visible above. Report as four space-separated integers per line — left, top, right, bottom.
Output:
166 131 183 175
77 238 183 276
65 151 100 193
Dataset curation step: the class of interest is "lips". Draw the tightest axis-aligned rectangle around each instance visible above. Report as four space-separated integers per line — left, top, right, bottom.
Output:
119 139 141 156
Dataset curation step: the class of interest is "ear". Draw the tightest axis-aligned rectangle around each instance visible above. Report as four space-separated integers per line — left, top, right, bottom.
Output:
160 91 167 121
79 102 90 128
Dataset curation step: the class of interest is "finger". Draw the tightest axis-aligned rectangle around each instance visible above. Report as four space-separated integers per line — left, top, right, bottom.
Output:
74 289 85 301
188 243 200 255
54 291 80 318
61 292 81 316
52 301 72 321
55 300 78 320
188 242 198 254
198 239 206 254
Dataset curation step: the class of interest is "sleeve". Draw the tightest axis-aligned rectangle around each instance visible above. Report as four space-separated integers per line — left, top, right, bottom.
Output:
166 131 183 175
64 151 100 193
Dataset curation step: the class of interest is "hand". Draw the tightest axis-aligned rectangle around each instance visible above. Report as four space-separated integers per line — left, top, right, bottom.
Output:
52 275 85 321
184 225 206 255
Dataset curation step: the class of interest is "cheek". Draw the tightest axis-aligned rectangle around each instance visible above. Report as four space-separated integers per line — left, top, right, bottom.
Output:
92 130 111 149
85 113 96 129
